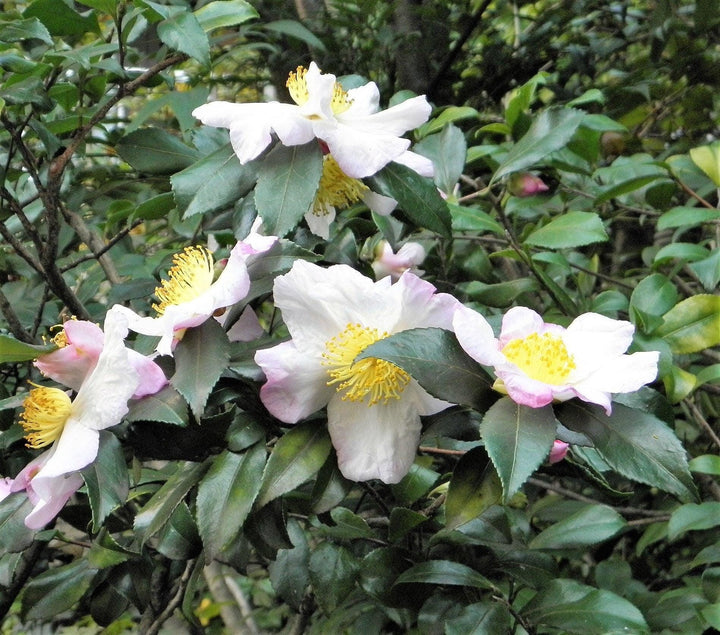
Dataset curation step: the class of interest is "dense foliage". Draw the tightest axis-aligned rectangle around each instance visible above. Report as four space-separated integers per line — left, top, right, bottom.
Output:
1 0 719 633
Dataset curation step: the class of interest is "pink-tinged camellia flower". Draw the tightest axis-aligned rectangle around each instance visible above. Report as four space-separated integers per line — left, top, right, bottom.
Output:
453 305 659 415
507 172 549 197
548 440 570 464
12 309 143 528
113 230 277 356
254 260 459 484
35 319 166 398
371 240 426 281
192 62 433 179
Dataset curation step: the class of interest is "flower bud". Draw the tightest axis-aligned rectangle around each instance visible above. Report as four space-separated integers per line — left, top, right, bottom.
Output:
548 440 569 464
507 172 549 197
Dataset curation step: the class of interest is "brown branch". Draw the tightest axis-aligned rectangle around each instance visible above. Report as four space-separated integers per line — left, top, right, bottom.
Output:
0 287 34 343
144 559 196 635
60 206 121 283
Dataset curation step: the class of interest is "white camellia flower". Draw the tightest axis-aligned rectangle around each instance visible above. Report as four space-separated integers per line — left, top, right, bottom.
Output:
112 228 276 356
254 260 460 484
12 309 142 527
453 305 660 415
371 240 426 281
192 61 433 179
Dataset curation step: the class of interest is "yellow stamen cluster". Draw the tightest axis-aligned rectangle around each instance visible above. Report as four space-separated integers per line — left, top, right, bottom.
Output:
286 66 351 114
322 323 410 405
153 246 214 316
20 386 72 449
502 332 576 385
51 327 68 348
313 155 368 217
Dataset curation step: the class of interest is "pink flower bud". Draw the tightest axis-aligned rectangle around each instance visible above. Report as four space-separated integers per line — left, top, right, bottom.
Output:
507 173 549 197
548 440 569 464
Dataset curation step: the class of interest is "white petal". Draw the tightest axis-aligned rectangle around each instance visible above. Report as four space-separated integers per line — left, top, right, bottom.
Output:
31 420 99 487
304 204 335 239
452 304 504 366
223 305 264 342
338 94 432 136
391 272 460 331
24 472 83 530
498 306 546 347
362 190 397 216
564 313 635 373
299 63 337 120
393 150 435 177
499 368 556 409
344 82 381 116
255 340 334 423
573 351 659 397
327 394 422 484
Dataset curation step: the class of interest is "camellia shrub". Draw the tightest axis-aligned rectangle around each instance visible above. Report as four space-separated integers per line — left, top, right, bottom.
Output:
0 1 719 633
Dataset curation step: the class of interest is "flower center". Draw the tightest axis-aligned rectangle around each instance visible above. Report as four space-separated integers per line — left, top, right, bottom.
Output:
153 246 214 315
313 155 368 217
322 323 410 405
502 332 576 385
286 66 351 114
20 386 72 449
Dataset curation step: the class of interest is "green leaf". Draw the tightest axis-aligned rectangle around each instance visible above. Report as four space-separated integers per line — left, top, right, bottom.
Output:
524 212 608 249
445 602 511 635
390 461 440 505
0 335 55 363
481 397 557 502
264 19 327 51
459 279 540 307
268 519 309 610
194 0 258 32
134 461 209 544
417 106 479 137
690 141 720 186
657 206 720 230
173 143 257 218
449 203 504 234
368 162 452 237
655 295 720 354
196 445 265 560
0 17 53 44
557 401 697 502
23 0 100 36
629 273 678 333
157 12 209 65
414 124 466 194
445 448 502 530
0 494 36 553
318 507 376 541
254 142 323 237
654 242 708 265
125 385 188 426
356 327 494 411
594 174 665 204
359 547 412 604
308 542 359 614
388 507 428 543
394 560 495 590
689 454 720 475
116 128 199 174
155 501 201 560
21 559 96 621
530 504 626 549
171 319 229 419
491 107 585 185
256 419 332 508
668 502 720 541
81 432 129 533
522 579 648 634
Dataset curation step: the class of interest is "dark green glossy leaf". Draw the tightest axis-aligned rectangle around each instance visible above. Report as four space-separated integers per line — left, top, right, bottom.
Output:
23 0 100 36
668 502 720 541
394 560 495 590
171 319 229 419
445 602 511 635
81 432 129 533
263 19 327 51
491 107 585 184
414 124 466 195
196 445 265 560
268 519 309 610
255 141 323 237
558 401 697 502
445 448 502 530
481 397 557 502
657 206 720 230
522 579 648 634
134 461 208 544
388 507 428 543
390 461 440 505
256 419 332 508
530 504 626 549
0 335 55 363
244 499 293 559
21 559 96 621
524 212 608 249
449 203 504 234
195 0 258 31
369 162 452 237
318 507 375 541
359 547 413 605
116 128 199 174
357 327 494 410
125 385 188 426
158 12 209 65
155 501 201 560
459 279 539 307
308 542 359 614
172 143 257 218
0 493 36 553
0 18 52 44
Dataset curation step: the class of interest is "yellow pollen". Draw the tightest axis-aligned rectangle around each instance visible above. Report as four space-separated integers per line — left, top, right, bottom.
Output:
313 155 368 217
322 323 410 405
51 327 68 348
286 65 352 114
20 385 72 449
502 332 576 385
153 246 214 316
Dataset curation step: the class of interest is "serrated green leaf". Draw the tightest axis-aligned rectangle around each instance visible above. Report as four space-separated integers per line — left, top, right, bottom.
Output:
388 507 428 543
254 142 323 237
368 162 452 237
116 128 199 174
81 432 129 533
196 445 265 560
449 203 504 234
394 560 495 590
524 212 608 249
0 335 55 363
194 0 258 32
308 542 359 614
268 519 309 610
21 559 96 621
668 502 720 541
594 174 664 204
0 494 36 553
173 143 257 218
655 294 720 354
445 602 511 635
413 124 466 195
171 320 229 419
256 420 332 508
689 455 720 475
491 107 585 184
690 141 720 186
155 501 200 560
445 448 502 530
657 206 720 230
557 401 697 502
530 504 626 549
481 397 557 502
125 385 188 426
522 579 648 634
356 327 494 411
23 0 100 36
158 12 209 65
